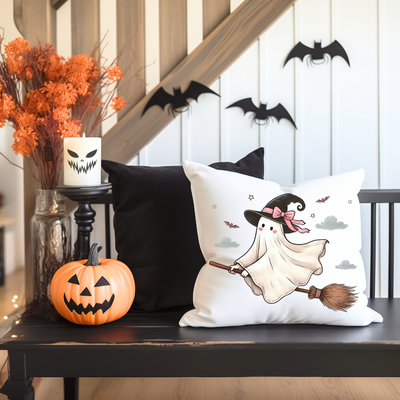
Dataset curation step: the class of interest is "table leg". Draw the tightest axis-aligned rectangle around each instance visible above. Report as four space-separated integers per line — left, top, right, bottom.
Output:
64 377 79 400
0 351 34 400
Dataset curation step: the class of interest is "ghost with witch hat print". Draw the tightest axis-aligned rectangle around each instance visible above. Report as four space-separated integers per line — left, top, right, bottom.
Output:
229 193 329 304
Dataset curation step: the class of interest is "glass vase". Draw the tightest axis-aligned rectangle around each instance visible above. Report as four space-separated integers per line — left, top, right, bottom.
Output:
31 189 72 300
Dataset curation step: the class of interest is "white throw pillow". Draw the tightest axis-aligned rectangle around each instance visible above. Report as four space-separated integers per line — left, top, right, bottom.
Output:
179 161 383 327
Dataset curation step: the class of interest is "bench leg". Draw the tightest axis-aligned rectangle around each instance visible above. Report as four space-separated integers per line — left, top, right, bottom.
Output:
0 351 34 400
64 377 79 400
0 378 34 400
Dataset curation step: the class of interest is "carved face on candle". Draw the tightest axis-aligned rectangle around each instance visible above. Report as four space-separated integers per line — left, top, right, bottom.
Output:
63 137 101 186
67 148 98 174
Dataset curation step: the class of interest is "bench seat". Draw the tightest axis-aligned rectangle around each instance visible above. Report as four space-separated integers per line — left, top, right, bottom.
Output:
0 298 399 385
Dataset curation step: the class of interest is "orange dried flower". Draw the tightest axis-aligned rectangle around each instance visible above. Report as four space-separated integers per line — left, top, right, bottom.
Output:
23 90 51 117
58 118 82 139
0 94 16 128
65 54 96 96
11 109 38 156
5 37 32 81
107 65 124 82
44 51 65 82
41 82 78 108
30 43 56 72
52 107 70 124
1 31 132 189
11 126 37 157
111 96 126 111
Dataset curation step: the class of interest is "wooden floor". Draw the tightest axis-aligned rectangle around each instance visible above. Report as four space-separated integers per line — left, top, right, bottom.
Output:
0 270 399 400
0 269 25 320
0 376 395 400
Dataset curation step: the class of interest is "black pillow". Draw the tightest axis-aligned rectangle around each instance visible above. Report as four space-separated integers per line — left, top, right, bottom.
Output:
102 148 264 311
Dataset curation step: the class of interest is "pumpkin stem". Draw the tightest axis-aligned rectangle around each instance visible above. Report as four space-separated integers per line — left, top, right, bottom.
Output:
84 243 103 266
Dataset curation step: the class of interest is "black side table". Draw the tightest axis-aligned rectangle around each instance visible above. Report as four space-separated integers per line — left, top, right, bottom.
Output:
56 183 111 260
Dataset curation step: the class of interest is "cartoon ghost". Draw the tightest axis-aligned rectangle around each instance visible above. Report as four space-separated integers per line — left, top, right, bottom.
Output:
231 193 328 304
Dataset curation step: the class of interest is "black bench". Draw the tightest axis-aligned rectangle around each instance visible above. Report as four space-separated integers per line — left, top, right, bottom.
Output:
0 189 399 400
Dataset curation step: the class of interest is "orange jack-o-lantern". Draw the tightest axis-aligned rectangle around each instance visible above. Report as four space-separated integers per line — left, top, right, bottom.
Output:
51 243 135 325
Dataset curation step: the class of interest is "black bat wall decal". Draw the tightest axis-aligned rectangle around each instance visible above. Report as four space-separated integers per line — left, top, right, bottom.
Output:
142 80 220 117
226 98 297 129
284 40 350 67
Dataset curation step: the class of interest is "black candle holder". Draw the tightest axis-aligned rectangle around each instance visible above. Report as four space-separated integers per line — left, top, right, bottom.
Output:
56 183 112 260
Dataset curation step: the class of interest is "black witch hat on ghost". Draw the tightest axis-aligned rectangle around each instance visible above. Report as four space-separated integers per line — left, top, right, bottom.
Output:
244 193 309 234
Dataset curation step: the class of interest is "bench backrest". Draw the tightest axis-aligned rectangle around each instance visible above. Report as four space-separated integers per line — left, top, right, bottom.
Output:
93 189 400 299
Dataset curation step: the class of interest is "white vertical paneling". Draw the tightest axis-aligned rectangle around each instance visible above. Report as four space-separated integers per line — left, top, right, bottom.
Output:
181 112 190 162
142 0 161 165
183 0 206 163
230 0 245 13
186 0 202 54
331 0 339 177
295 0 332 182
293 1 303 184
332 0 379 188
144 0 160 93
100 0 118 135
56 0 71 58
126 155 139 166
329 2 376 297
223 42 260 162
378 0 400 190
377 0 400 298
332 0 380 296
144 118 182 165
259 33 267 157
219 73 229 160
187 80 221 164
261 5 296 186
88 0 399 296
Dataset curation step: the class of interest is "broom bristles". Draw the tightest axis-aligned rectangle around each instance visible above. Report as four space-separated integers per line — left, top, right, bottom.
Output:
308 284 358 312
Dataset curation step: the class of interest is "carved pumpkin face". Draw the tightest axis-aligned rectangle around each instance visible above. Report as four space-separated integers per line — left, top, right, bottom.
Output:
51 244 135 325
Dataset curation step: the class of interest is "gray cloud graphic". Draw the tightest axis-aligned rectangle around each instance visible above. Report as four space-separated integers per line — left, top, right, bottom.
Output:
335 260 357 270
316 215 348 230
215 237 240 248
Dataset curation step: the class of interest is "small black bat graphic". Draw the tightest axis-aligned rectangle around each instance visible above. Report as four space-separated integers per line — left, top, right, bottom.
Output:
284 40 350 67
142 80 220 117
224 221 240 229
226 98 297 129
316 196 330 203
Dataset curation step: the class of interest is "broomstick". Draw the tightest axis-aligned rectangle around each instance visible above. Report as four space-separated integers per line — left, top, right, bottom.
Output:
209 261 358 312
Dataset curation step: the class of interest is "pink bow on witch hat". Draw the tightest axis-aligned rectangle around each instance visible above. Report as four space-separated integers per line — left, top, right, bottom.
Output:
244 193 310 234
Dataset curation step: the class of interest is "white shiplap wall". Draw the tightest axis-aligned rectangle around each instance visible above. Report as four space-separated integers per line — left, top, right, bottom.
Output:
1 0 399 297
120 0 400 298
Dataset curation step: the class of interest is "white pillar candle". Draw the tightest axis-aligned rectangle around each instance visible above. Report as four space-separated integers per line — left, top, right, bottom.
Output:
63 135 102 186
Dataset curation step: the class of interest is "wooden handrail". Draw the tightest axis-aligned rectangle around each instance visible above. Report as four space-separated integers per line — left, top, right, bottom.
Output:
51 0 68 10
102 0 296 178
